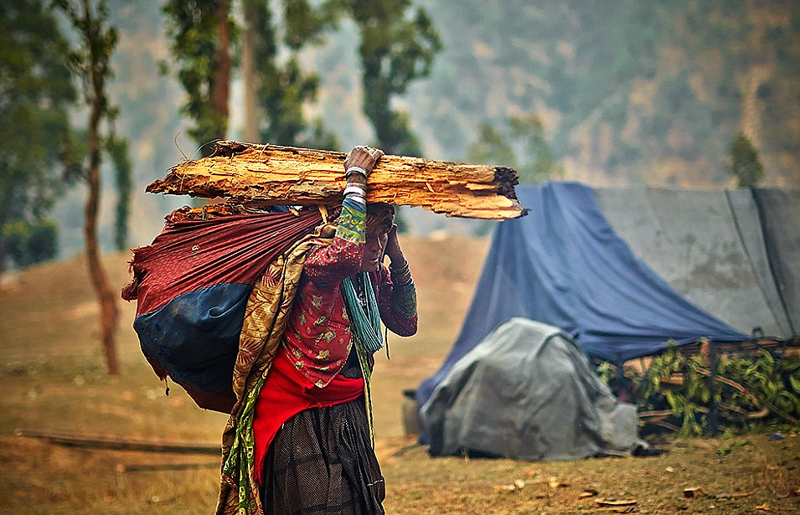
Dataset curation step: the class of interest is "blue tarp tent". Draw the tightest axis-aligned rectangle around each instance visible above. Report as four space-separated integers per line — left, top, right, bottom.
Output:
417 182 750 408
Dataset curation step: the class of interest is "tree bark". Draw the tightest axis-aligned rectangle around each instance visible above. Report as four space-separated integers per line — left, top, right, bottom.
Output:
207 0 231 155
147 141 526 220
85 2 119 375
241 0 259 142
85 127 120 376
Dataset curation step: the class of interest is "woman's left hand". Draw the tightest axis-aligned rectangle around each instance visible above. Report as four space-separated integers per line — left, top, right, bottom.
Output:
385 224 404 265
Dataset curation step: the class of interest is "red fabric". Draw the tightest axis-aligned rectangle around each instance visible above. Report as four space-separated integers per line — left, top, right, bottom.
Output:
122 209 322 315
284 266 417 389
253 348 365 484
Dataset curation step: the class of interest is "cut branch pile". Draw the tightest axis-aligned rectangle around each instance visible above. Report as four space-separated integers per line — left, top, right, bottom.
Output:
147 141 527 220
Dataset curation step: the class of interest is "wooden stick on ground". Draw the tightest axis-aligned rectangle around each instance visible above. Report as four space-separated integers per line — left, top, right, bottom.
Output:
147 141 527 220
16 428 220 455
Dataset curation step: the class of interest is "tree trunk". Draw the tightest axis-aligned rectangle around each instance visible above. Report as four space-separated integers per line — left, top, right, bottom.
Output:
86 19 119 376
0 238 7 273
207 0 231 156
147 141 526 220
85 143 120 376
241 0 259 142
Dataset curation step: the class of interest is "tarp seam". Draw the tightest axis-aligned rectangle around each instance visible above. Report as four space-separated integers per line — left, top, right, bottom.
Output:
750 188 797 335
724 189 783 337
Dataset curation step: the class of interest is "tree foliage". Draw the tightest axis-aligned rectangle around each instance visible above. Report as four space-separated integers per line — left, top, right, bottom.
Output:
347 0 441 156
165 0 343 150
249 0 340 148
2 219 58 268
600 345 800 436
107 134 131 250
466 115 563 184
727 132 764 188
162 0 234 153
406 1 800 184
164 0 440 156
0 0 76 270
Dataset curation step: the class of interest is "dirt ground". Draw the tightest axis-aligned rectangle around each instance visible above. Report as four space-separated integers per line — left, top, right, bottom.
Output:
1 235 798 514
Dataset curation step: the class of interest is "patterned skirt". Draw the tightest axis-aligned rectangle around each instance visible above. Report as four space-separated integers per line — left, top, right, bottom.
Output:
260 396 385 515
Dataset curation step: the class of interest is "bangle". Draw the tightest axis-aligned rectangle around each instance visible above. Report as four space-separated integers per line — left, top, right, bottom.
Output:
390 260 412 285
343 184 366 197
346 166 368 178
389 259 409 272
392 271 413 286
347 193 366 205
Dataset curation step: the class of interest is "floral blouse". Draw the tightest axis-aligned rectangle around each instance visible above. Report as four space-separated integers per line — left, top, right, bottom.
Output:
282 199 417 389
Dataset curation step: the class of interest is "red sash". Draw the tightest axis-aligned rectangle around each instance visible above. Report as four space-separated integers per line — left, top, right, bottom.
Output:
253 348 365 484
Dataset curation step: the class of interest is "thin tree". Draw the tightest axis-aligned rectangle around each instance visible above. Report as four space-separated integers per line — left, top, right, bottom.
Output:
53 0 126 375
165 1 438 156
163 0 233 156
348 0 441 156
166 0 341 151
727 132 764 188
251 0 340 148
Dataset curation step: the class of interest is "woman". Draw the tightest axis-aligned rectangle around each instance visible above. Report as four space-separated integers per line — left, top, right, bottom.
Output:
252 145 418 514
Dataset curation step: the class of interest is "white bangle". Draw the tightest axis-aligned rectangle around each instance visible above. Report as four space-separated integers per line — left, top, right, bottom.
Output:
343 184 366 197
346 166 368 178
347 193 366 205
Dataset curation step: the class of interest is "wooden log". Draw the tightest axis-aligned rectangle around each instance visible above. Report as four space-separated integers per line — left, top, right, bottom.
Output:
146 140 527 220
16 428 220 454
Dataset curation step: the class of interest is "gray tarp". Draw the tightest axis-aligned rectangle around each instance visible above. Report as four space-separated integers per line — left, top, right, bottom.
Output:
594 186 798 338
420 318 643 461
751 188 800 335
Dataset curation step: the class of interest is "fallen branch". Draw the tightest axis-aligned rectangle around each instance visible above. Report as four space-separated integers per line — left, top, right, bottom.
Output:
147 141 527 220
15 428 220 455
695 367 796 423
116 462 219 472
652 420 681 432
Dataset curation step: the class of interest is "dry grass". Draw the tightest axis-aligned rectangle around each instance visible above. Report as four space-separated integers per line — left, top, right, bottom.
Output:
1 236 798 514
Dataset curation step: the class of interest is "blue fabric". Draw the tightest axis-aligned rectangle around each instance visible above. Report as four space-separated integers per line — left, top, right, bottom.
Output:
417 182 746 407
134 282 252 395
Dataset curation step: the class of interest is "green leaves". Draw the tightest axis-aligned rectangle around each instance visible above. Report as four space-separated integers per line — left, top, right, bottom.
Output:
728 132 765 188
348 0 442 155
789 375 800 395
2 219 58 268
466 114 564 183
0 0 77 270
614 345 800 436
162 0 440 154
106 133 131 251
163 0 233 149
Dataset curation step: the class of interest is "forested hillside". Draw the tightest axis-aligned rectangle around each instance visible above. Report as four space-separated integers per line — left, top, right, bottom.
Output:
400 0 800 187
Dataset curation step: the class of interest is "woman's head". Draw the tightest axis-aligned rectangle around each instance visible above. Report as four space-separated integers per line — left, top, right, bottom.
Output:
362 204 395 272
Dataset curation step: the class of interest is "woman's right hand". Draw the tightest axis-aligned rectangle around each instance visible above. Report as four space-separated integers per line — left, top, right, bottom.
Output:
345 145 384 178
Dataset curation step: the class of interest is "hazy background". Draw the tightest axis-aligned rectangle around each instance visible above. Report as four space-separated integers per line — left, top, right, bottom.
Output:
50 0 800 258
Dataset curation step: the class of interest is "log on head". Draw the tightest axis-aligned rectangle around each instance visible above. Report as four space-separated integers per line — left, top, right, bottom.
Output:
147 141 527 220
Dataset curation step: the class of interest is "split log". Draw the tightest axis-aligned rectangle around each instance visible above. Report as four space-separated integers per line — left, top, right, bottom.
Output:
147 141 527 220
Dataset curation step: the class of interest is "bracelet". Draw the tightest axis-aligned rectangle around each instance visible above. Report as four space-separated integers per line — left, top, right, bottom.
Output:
389 259 409 272
346 166 368 178
390 260 412 285
392 272 413 287
347 193 366 205
343 184 366 197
